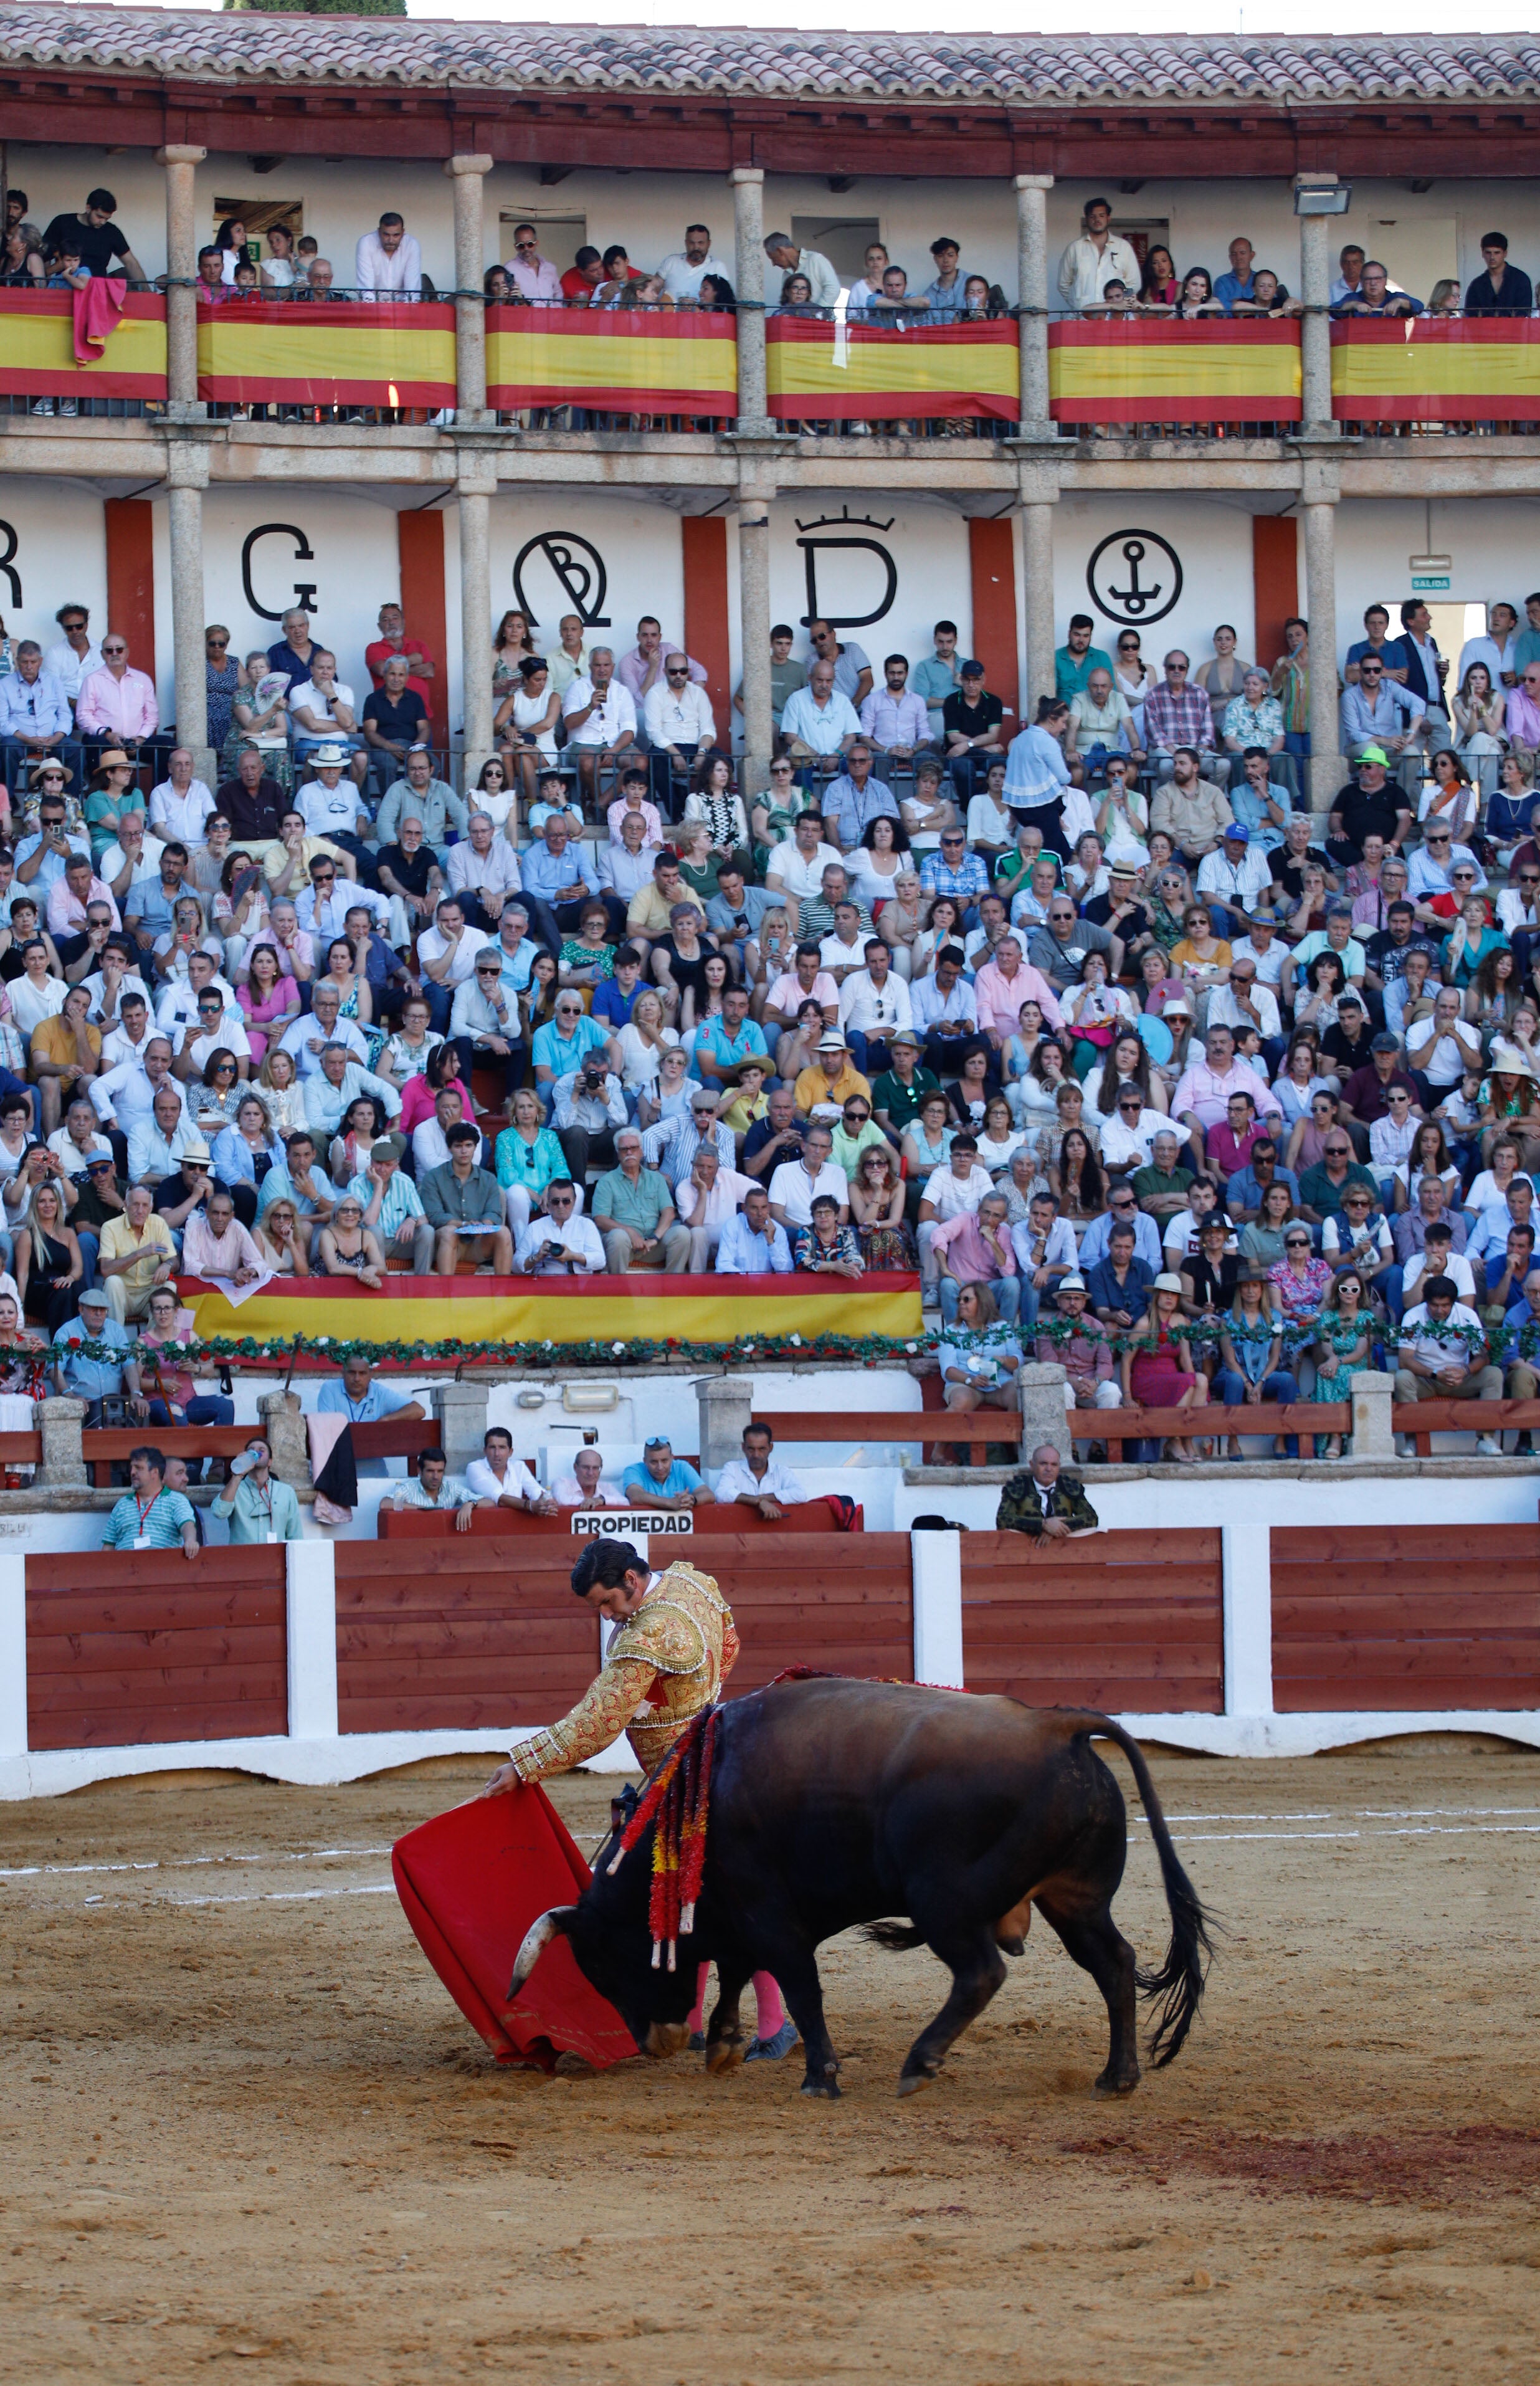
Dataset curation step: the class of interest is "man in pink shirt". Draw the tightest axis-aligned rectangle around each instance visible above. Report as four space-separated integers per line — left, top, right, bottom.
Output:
931 1190 1019 1325
1505 663 1540 764
503 224 561 303
972 933 1064 1043
1171 1020 1280 1170
76 633 161 771
45 851 120 938
615 615 706 707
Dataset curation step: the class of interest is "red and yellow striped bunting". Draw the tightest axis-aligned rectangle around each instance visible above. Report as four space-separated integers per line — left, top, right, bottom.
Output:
197 298 455 407
767 317 1017 419
1331 317 1540 420
1050 318 1302 422
0 290 166 399
486 304 737 413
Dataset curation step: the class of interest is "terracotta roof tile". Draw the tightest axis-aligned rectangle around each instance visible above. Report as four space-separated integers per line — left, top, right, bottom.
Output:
10 10 1540 107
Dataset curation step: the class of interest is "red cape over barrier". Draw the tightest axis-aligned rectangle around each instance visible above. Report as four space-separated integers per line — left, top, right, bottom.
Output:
392 1783 637 2071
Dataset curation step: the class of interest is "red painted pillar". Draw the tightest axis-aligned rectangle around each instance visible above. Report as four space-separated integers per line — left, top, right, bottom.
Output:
397 508 449 753
967 516 1020 729
1252 514 1300 676
103 497 156 676
682 514 731 745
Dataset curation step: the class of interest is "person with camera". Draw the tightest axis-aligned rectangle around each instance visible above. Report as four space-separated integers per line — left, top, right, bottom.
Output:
550 1050 627 1185
211 1436 303 1544
510 1175 604 1275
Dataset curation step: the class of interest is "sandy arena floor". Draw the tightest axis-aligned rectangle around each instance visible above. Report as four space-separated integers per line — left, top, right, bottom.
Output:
2 1745 1538 2385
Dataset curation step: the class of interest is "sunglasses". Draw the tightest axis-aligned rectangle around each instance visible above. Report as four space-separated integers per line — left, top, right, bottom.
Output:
103 645 127 657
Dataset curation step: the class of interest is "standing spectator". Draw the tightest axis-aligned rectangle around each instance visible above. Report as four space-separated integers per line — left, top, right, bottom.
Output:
1056 197 1139 313
503 224 560 303
40 189 146 284
0 641 77 799
42 603 102 706
657 224 730 303
75 636 160 773
356 212 422 299
1463 232 1533 318
911 620 963 744
762 232 840 308
211 1438 303 1544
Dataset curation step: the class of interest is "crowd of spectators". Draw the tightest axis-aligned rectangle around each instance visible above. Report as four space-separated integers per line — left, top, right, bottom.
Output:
0 583 1532 1464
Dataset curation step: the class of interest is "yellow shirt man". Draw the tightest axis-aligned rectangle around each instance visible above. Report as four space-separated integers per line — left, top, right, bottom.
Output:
98 1208 178 1324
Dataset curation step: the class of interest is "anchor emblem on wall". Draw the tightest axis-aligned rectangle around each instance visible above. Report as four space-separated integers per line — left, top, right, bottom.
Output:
1086 528 1183 629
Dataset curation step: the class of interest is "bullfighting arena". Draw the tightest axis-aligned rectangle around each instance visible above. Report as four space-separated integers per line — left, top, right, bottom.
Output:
3 1745 1537 2385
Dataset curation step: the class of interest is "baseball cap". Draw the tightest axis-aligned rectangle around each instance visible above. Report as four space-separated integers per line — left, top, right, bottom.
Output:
959 658 985 676
1222 821 1249 842
1370 1031 1400 1052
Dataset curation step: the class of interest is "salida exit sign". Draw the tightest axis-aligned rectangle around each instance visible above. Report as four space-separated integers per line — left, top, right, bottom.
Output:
1410 553 1452 593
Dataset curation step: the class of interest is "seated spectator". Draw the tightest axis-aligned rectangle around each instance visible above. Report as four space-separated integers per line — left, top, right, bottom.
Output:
591 1127 690 1272
1394 1275 1504 1453
622 1435 713 1512
316 1192 387 1289
939 1280 1022 1414
419 1123 510 1277
675 1143 754 1274
551 1446 620 1509
100 1444 197 1559
512 1175 604 1277
98 1180 176 1324
468 1426 558 1516
133 1282 236 1437
714 1421 807 1520
932 1188 1017 1325
714 1181 792 1276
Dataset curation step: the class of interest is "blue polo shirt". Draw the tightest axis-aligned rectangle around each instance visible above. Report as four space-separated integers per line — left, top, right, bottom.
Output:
622 1458 702 1502
532 1014 607 1076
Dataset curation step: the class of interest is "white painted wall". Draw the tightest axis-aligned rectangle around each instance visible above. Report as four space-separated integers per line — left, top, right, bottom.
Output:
487 490 687 685
1053 490 1262 675
1333 496 1540 674
0 477 108 657
894 1469 1540 1532
762 499 974 704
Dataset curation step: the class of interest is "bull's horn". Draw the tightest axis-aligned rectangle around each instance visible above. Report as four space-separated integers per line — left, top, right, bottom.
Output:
508 1905 577 1995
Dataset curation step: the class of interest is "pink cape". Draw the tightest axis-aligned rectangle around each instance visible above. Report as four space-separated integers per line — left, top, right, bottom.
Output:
392 1782 638 2071
72 277 126 365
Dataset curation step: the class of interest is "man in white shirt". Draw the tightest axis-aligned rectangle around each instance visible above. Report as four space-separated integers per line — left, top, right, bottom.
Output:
513 1178 606 1275
295 750 368 854
673 1144 755 1272
42 604 102 704
154 950 236 1036
551 1447 622 1509
763 232 840 308
837 938 913 1077
781 661 861 771
1457 601 1522 693
92 1034 184 1134
1399 1225 1476 1312
768 1122 848 1231
1202 956 1282 1049
148 750 216 848
355 212 422 300
656 222 729 302
561 647 639 809
127 1085 201 1186
464 1430 551 1516
503 224 561 303
713 1419 808 1518
765 813 844 922
715 1185 793 1276
642 658 716 816
1057 196 1141 312
278 985 368 1079
1197 821 1273 916
1394 1279 1504 1454
446 811 522 928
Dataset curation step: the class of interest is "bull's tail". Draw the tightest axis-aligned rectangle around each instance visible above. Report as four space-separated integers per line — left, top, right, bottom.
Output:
1077 1714 1214 2068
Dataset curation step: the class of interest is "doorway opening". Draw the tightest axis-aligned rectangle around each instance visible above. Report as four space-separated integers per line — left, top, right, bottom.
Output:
791 216 882 280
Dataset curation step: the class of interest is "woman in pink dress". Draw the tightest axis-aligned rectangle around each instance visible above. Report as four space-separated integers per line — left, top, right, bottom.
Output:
1121 1272 1209 1463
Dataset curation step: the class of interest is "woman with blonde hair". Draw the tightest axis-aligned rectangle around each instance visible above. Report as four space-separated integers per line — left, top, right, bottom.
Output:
14 1181 82 1335
848 1141 915 1271
256 1044 306 1139
316 1191 386 1289
255 1194 310 1276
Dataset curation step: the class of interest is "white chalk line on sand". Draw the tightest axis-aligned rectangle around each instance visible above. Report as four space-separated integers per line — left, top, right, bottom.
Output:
0 1846 392 1882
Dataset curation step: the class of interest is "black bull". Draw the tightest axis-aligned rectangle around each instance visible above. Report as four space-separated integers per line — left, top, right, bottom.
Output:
511 1679 1213 2099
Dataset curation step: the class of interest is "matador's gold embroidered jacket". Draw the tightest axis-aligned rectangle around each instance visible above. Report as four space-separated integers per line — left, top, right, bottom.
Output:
510 1559 739 1782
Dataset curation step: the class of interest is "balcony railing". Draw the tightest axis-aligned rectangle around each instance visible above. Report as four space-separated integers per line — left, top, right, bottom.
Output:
0 291 1538 438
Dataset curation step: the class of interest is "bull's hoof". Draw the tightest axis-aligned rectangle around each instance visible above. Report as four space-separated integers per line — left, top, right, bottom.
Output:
800 2070 842 2100
705 2033 746 2077
1092 2071 1140 2099
896 2064 939 2099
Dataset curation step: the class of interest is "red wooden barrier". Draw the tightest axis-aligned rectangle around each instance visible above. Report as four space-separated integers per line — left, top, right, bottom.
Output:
1271 1524 1540 1713
333 1539 595 1736
25 1545 287 1752
374 1500 859 1539
333 1533 911 1734
1389 1399 1540 1459
959 1529 1224 1715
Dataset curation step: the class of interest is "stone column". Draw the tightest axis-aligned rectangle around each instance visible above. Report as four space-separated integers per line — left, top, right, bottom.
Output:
1348 1369 1395 1458
730 166 769 432
1295 182 1340 438
1014 173 1055 438
1019 462 1059 713
696 1375 755 1472
1016 1362 1072 1467
166 442 210 766
457 456 497 785
257 1388 311 1494
443 153 493 423
435 1378 490 1477
737 475 774 798
156 143 207 421
1301 461 1341 814
37 1395 87 1487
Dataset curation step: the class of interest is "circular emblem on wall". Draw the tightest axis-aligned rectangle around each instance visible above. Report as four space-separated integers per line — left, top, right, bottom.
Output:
1086 528 1182 629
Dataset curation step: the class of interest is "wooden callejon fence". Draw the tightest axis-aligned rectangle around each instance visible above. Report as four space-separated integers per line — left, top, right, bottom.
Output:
2 1517 1537 1792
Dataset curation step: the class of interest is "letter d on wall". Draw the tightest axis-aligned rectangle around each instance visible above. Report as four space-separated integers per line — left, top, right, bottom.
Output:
242 524 318 623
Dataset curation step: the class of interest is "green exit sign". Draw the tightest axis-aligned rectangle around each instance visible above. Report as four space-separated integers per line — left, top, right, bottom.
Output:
1411 574 1450 592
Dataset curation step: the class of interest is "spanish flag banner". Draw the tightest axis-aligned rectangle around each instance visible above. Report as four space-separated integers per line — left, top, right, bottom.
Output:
0 290 166 399
1331 318 1540 421
766 317 1018 420
196 299 456 408
180 1271 924 1352
486 305 738 413
1049 319 1303 423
